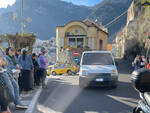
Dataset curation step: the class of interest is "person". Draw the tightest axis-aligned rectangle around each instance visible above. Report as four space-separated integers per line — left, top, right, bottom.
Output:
146 56 150 69
0 56 11 113
32 53 40 86
15 49 21 59
132 55 140 70
140 56 147 68
38 48 48 88
18 48 34 91
5 47 28 109
5 47 25 107
0 93 11 113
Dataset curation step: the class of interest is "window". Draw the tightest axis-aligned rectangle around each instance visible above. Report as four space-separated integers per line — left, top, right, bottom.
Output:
68 38 84 48
74 29 79 34
69 38 76 47
77 38 83 48
82 53 114 65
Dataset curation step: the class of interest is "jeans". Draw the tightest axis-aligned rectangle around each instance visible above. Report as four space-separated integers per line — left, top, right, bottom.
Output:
134 66 140 71
0 90 8 111
0 73 15 103
7 73 21 105
40 68 46 86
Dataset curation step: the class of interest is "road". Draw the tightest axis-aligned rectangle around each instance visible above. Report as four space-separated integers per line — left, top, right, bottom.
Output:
34 60 139 113
34 75 139 113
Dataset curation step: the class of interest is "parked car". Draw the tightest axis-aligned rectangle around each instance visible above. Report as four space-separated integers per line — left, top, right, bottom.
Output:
48 64 78 75
79 51 119 88
47 65 53 75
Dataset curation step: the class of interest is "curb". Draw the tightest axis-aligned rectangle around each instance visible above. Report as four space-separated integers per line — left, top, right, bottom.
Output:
25 78 49 113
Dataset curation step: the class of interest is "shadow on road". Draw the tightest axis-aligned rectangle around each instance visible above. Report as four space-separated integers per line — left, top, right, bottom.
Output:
36 77 139 113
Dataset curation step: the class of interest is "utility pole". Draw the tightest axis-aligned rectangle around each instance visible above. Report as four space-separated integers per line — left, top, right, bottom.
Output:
21 0 24 35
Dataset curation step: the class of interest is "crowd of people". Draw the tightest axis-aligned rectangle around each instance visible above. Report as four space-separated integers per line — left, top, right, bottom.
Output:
132 55 150 70
0 47 48 113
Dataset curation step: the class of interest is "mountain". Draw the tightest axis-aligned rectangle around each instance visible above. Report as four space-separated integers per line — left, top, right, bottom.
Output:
89 0 132 41
0 0 92 39
0 0 132 40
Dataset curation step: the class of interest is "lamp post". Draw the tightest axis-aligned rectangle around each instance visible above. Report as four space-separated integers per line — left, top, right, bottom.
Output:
21 0 24 35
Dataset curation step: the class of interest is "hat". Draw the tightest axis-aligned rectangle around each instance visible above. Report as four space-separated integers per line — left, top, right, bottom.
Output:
21 48 27 53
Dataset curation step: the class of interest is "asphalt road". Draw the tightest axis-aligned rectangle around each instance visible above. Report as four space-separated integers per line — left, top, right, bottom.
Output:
34 72 139 113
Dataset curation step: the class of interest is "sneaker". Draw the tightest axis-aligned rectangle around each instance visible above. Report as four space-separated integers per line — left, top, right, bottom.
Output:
16 104 28 109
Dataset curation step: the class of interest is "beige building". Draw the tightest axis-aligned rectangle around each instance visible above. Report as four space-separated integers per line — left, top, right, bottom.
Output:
56 19 108 61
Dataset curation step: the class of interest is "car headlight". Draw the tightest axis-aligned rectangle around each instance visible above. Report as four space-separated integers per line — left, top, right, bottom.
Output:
111 70 118 76
80 70 88 76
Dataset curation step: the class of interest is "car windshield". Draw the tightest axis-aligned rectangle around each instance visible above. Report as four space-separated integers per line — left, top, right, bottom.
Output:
82 53 114 65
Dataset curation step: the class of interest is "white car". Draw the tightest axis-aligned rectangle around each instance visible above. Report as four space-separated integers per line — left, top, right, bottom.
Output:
79 51 119 88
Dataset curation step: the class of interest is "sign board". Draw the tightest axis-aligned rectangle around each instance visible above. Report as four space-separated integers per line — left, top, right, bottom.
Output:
74 57 79 64
74 51 79 56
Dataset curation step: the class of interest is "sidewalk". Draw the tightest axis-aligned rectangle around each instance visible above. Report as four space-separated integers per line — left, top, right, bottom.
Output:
9 78 49 113
9 87 40 113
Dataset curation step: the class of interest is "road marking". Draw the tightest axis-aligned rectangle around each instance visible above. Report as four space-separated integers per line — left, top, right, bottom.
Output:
37 104 61 113
25 78 49 113
107 95 139 107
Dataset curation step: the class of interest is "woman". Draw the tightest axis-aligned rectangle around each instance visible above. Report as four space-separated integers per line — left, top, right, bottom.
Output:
132 55 141 70
5 47 28 109
18 48 34 91
32 53 40 86
38 48 48 88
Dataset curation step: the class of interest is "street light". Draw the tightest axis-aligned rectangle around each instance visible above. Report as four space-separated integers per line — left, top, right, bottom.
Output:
21 0 24 35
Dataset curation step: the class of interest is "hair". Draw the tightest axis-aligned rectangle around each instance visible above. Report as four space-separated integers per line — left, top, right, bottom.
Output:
22 50 27 61
18 49 21 52
32 53 37 58
6 47 12 56
38 53 41 57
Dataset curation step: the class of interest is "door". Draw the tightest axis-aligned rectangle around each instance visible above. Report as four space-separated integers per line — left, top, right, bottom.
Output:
99 40 103 50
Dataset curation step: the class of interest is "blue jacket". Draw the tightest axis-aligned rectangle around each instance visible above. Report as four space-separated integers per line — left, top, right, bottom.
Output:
5 55 18 75
18 55 34 70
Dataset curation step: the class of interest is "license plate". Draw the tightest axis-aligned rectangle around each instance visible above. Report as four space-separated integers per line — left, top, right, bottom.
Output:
96 78 104 82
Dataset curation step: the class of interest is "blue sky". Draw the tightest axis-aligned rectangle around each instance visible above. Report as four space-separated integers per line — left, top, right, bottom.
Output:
61 0 103 6
0 0 103 8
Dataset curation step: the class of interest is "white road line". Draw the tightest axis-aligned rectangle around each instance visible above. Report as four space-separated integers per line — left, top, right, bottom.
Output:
25 78 49 113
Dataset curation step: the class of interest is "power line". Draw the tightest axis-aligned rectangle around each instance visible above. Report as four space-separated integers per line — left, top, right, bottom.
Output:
104 10 128 27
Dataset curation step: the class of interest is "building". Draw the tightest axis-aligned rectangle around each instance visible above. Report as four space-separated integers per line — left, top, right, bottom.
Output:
115 0 136 58
56 19 108 61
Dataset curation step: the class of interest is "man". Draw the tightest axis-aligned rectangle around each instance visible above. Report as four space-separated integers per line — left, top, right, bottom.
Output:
38 48 48 88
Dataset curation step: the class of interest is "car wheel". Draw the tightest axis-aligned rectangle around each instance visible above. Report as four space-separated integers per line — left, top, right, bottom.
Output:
52 71 56 76
67 70 72 75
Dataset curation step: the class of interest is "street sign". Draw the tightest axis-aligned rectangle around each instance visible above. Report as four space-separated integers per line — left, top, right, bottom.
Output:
74 51 79 56
74 57 79 64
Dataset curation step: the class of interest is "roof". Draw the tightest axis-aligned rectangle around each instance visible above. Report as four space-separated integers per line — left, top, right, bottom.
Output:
83 51 111 54
56 19 108 34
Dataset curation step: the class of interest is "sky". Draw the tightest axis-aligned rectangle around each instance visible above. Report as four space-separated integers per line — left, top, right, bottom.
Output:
0 0 16 8
0 0 103 8
62 0 103 6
